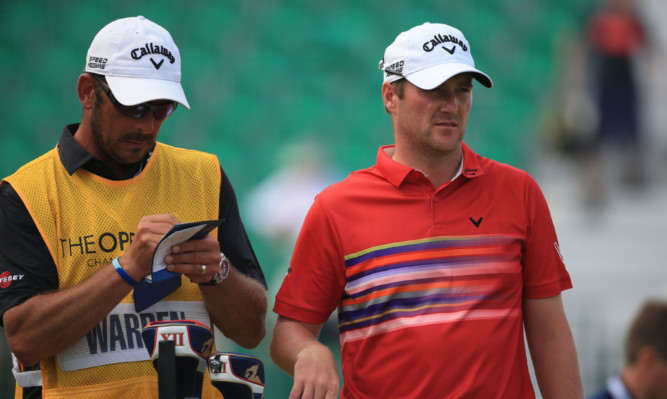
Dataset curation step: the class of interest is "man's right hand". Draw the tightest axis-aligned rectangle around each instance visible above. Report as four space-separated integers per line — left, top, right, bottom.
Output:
290 343 340 399
118 214 180 282
4 213 181 366
271 316 340 399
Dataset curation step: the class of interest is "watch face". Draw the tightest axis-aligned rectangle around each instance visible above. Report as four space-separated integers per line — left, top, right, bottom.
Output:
219 258 229 279
216 253 229 282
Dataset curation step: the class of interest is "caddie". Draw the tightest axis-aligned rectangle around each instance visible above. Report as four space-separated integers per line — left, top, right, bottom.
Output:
0 16 267 398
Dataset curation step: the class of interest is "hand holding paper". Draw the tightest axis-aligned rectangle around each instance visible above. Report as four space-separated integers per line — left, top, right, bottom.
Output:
134 218 224 312
149 219 225 283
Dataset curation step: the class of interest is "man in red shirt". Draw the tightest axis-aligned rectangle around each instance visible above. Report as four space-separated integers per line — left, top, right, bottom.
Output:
271 22 584 398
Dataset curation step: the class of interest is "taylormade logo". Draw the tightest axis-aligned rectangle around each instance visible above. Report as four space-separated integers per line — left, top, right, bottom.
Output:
422 34 468 53
131 43 176 64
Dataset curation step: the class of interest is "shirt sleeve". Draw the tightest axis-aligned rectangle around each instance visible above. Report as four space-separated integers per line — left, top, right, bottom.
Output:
217 166 267 288
0 182 59 326
521 176 573 298
273 193 346 324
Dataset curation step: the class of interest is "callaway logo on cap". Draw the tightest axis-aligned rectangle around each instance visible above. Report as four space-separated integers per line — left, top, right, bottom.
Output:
379 22 493 90
84 16 190 108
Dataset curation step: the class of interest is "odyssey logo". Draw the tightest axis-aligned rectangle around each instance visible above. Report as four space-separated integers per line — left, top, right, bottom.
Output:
0 271 25 289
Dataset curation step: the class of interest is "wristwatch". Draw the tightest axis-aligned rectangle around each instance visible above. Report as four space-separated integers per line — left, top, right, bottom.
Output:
200 252 230 286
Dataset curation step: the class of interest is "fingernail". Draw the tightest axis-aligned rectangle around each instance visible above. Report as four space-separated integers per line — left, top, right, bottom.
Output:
167 265 175 271
164 255 173 263
172 246 180 253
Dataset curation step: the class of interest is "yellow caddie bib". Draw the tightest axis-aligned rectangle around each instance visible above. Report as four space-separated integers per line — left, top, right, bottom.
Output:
5 142 224 398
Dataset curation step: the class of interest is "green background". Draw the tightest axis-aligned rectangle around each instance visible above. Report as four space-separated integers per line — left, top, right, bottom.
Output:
0 0 591 397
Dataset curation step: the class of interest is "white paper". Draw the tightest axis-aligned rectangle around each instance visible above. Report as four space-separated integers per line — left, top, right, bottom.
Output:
152 224 208 273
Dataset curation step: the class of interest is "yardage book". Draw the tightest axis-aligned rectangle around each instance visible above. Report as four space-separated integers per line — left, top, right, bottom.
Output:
134 219 225 312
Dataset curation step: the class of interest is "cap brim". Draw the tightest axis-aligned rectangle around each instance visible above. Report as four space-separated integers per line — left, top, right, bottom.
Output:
406 63 493 90
106 75 190 109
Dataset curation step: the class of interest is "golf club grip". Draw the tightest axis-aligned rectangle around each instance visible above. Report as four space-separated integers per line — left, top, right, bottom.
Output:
158 340 177 399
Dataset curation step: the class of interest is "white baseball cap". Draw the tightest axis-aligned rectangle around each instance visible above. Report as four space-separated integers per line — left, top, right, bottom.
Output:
379 22 492 90
84 16 190 109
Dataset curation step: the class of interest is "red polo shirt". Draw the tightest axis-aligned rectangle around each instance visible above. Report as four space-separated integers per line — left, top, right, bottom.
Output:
274 143 572 398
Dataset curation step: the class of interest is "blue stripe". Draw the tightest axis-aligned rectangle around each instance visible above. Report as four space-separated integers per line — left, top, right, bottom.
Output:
340 291 482 323
347 252 512 284
339 298 478 333
344 274 482 301
338 291 514 333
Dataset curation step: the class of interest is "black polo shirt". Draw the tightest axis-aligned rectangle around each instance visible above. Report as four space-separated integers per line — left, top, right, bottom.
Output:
0 124 266 327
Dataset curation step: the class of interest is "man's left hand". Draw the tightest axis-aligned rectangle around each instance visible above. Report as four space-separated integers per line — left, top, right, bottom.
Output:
164 234 221 284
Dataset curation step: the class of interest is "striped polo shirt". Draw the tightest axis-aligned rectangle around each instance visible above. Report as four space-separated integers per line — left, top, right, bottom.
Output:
274 143 572 398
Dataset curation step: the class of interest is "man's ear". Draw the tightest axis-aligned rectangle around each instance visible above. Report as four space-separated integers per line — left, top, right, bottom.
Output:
77 73 96 110
635 346 661 369
382 81 397 112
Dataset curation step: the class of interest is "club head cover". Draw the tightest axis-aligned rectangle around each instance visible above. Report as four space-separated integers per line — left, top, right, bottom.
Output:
208 353 265 399
142 320 214 398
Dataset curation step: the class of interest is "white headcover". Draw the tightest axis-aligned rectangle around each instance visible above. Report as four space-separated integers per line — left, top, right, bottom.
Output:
209 353 265 399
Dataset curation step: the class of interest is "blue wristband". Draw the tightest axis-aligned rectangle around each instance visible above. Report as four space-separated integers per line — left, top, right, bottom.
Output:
112 257 139 287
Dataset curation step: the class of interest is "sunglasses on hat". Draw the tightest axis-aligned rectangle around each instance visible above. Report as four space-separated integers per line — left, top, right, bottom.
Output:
90 74 177 121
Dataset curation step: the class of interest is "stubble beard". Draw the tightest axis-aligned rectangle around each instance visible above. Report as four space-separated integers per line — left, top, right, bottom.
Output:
89 99 154 166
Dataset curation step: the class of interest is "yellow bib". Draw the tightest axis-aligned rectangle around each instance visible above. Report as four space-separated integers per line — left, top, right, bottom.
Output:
6 143 223 398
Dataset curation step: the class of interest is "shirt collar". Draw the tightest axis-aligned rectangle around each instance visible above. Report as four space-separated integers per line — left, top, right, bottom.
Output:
606 374 633 399
375 142 485 187
57 123 151 180
58 124 95 175
460 142 484 179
